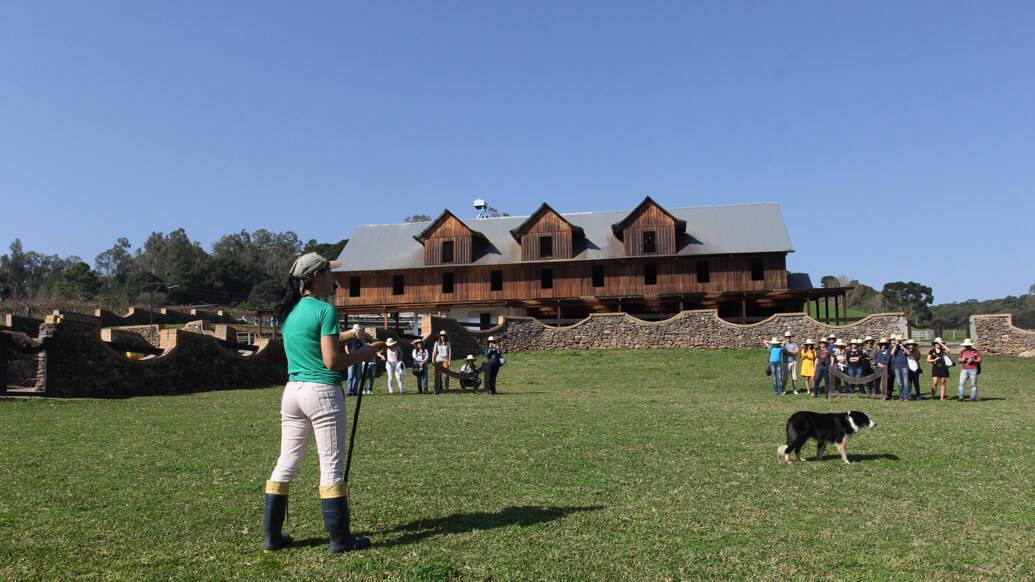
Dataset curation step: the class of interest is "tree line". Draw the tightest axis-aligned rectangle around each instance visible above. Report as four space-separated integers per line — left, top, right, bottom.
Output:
822 276 1035 330
0 231 347 309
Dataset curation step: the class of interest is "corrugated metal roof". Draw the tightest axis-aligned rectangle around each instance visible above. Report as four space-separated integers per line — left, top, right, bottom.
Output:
334 202 793 272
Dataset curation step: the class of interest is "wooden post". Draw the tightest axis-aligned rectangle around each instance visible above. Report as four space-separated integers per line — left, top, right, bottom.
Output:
835 296 841 325
383 312 388 329
740 298 747 324
557 302 562 325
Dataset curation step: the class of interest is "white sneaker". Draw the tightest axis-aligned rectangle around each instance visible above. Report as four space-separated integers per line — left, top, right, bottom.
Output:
793 390 798 395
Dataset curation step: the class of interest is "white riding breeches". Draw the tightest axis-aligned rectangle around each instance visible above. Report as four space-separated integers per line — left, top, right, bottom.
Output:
268 381 347 486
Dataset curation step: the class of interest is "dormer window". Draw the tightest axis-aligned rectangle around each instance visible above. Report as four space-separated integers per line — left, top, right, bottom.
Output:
539 235 553 258
441 240 454 263
642 230 657 254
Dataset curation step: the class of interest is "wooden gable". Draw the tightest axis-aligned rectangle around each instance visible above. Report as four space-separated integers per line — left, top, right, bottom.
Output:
509 202 583 261
611 196 686 256
414 210 476 265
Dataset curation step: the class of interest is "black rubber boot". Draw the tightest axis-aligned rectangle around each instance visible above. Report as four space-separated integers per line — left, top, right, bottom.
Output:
263 486 293 552
263 494 292 551
322 496 371 553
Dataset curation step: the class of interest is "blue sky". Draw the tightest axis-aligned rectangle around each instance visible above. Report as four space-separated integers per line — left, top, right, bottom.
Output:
2 1 1032 303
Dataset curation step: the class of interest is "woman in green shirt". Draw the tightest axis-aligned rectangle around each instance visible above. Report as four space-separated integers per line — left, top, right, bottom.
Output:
264 252 377 554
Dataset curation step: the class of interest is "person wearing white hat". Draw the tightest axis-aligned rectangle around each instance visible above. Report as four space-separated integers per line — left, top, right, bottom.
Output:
379 337 406 394
800 339 816 395
483 335 503 394
766 337 786 396
459 354 482 390
872 338 893 396
904 339 923 399
890 334 911 400
927 337 952 400
344 324 365 396
432 330 452 391
264 252 377 554
957 339 982 401
781 331 800 394
812 338 834 397
411 339 430 394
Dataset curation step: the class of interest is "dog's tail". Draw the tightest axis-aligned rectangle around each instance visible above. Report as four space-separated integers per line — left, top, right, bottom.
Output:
777 444 788 457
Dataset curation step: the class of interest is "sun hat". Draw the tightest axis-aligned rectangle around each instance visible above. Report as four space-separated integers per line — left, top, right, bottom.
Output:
351 324 361 331
439 330 447 336
385 337 397 346
878 337 889 344
487 336 496 342
289 252 340 279
784 331 793 337
850 339 860 345
864 336 874 342
804 338 814 345
934 337 943 343
819 338 829 344
905 338 917 345
892 334 903 341
465 354 475 360
835 339 847 347
961 338 974 347
769 337 781 344
828 333 837 339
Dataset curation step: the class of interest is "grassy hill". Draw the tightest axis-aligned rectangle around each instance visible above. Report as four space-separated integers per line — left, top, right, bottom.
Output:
2 350 1033 580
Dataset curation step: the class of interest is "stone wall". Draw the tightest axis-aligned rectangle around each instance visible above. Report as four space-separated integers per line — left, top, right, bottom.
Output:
2 314 45 336
92 307 244 327
970 314 1035 355
34 313 286 398
420 310 907 354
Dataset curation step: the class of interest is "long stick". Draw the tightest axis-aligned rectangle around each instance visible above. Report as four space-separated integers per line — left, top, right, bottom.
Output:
343 360 365 485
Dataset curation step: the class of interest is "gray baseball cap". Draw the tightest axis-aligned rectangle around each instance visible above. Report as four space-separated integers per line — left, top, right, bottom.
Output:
289 252 341 279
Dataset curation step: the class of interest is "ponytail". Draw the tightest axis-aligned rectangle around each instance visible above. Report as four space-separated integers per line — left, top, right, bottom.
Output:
274 276 304 324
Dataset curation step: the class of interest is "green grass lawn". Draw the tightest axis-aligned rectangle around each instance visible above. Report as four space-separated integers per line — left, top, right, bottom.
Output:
806 303 870 324
2 350 1033 581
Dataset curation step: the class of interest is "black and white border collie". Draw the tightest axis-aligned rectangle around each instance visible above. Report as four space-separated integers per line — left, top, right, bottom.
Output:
777 411 875 464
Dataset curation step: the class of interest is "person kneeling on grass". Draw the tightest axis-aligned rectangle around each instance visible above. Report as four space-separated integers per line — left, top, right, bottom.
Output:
460 354 482 389
263 252 378 554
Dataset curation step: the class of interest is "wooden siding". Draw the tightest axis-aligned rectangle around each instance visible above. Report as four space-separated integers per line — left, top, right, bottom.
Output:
423 215 473 265
520 209 574 261
334 253 788 309
623 204 677 255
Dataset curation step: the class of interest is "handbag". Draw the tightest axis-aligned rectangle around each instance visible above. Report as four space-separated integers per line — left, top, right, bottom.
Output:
499 356 506 366
765 362 772 376
943 355 955 367
907 358 919 372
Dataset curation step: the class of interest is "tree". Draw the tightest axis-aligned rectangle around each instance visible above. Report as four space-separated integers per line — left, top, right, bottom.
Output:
820 275 840 289
302 239 348 260
882 281 934 324
53 262 102 300
404 214 432 223
1029 283 1035 295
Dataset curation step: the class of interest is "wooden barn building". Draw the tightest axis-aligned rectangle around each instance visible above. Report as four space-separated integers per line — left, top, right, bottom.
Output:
332 197 845 327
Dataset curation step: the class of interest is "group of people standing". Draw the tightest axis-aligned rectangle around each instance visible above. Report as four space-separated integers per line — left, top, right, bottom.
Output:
345 328 504 395
766 331 983 401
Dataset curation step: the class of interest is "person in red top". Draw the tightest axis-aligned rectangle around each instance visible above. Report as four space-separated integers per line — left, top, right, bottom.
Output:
957 338 982 401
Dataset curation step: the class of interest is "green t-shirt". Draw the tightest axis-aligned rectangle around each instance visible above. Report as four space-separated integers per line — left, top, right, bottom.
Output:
282 297 342 385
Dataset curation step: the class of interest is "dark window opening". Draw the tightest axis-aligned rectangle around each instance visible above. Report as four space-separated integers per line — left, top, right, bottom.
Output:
541 267 553 289
490 269 503 291
479 313 492 330
349 276 361 297
751 258 765 281
441 240 454 263
591 265 604 288
442 272 454 294
696 260 710 283
643 230 657 254
644 263 657 285
539 235 553 258
392 274 404 295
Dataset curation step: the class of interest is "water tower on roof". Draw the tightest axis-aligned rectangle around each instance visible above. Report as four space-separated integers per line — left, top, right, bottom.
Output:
474 198 489 219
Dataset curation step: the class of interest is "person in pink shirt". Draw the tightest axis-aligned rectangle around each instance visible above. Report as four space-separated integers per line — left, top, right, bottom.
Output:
957 338 982 401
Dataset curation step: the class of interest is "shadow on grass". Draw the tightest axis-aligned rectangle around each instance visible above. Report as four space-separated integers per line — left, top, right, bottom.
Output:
812 453 900 462
369 504 605 546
